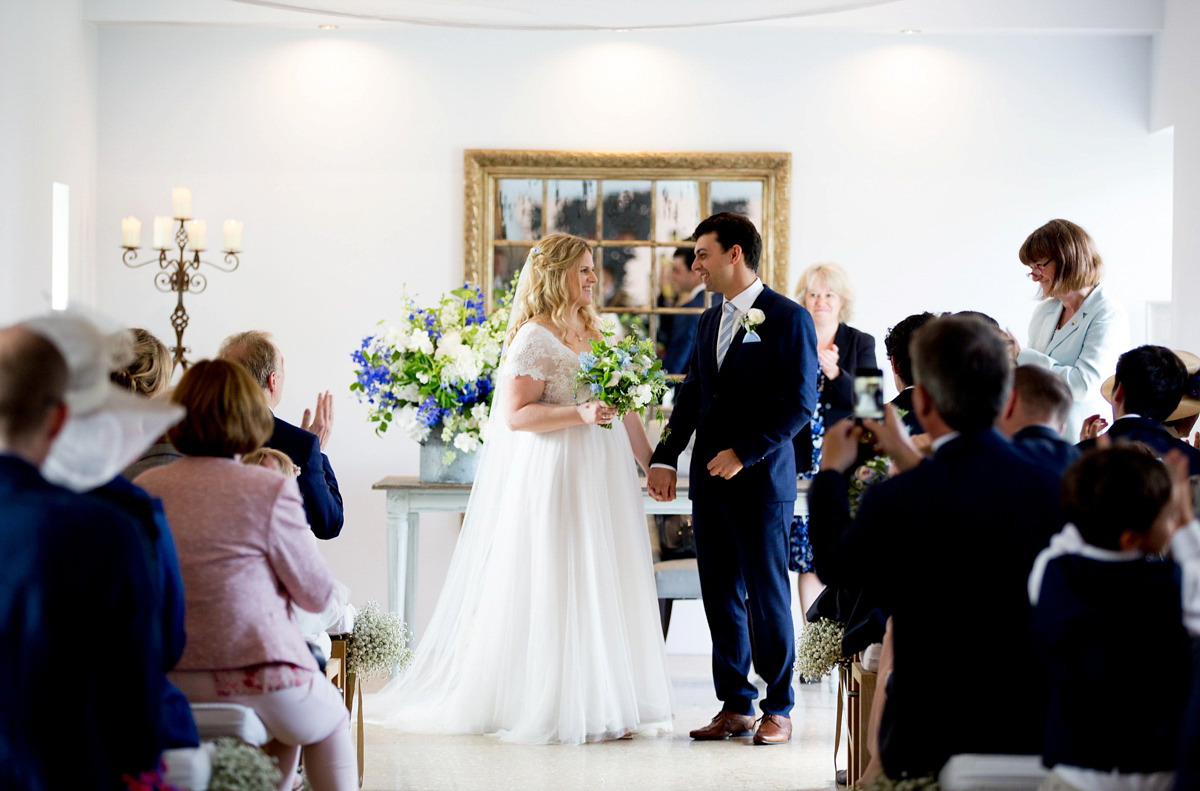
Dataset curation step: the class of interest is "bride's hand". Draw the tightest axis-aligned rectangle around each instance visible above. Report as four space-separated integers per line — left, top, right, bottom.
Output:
577 401 616 425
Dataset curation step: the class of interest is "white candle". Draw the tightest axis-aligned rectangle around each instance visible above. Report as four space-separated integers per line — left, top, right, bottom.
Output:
222 219 243 252
121 216 141 248
152 216 173 250
172 187 192 220
185 220 206 252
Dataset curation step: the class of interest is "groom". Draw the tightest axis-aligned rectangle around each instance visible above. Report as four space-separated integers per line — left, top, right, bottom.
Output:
648 213 818 745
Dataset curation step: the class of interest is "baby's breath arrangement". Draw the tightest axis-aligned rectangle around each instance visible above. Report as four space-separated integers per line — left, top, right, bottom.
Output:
794 618 850 682
347 600 414 681
859 773 940 791
208 737 281 791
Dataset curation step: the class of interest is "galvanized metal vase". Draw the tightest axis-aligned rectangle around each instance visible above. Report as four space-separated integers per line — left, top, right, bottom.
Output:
418 436 479 484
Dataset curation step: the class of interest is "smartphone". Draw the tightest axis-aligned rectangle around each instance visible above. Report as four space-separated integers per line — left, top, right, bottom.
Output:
853 367 885 421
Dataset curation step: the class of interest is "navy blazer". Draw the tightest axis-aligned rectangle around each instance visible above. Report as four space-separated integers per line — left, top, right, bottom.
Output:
1013 425 1081 476
268 415 344 540
0 455 164 790
651 285 818 504
661 288 706 376
808 430 1063 776
794 323 878 471
1078 416 1200 475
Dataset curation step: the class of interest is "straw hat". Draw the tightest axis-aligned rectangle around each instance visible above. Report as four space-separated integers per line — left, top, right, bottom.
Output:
1099 349 1200 422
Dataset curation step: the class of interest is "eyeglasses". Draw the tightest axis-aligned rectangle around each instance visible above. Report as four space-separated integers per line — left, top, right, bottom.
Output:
1027 260 1051 272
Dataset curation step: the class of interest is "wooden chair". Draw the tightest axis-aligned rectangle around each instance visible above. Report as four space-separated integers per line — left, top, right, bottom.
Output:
328 634 364 787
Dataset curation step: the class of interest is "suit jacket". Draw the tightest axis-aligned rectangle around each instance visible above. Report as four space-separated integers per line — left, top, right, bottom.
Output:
1012 425 1081 476
651 285 818 503
889 387 923 436
268 415 344 540
808 430 1063 776
794 323 879 471
1017 282 1129 443
662 288 706 376
1077 416 1200 475
135 456 335 673
0 455 163 790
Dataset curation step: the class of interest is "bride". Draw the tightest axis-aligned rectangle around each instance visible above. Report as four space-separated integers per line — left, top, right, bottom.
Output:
365 233 674 744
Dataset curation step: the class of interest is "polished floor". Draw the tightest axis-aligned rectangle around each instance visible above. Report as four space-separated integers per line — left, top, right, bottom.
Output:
361 654 840 791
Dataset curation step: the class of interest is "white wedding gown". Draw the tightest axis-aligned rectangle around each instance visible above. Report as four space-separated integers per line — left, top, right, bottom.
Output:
364 323 674 744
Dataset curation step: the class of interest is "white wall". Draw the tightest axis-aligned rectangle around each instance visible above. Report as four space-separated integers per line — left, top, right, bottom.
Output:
93 25 1171 650
0 0 97 323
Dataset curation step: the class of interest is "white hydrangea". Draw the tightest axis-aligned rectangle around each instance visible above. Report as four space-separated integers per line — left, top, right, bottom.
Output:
393 383 421 403
408 328 434 355
453 432 480 454
395 405 430 443
632 383 654 408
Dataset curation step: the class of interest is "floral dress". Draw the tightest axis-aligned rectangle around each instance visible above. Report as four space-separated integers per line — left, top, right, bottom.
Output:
788 372 827 573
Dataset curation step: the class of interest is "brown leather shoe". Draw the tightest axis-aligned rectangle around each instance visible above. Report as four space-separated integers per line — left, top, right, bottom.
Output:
689 710 757 740
753 714 792 744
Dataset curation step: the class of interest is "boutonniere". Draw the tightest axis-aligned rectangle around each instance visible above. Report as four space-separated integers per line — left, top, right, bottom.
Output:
740 308 765 342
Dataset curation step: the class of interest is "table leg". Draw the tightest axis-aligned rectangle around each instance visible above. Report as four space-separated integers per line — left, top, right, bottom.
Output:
385 491 419 647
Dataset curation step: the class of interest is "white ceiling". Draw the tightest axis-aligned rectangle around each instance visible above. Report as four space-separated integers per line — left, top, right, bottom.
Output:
81 0 1165 33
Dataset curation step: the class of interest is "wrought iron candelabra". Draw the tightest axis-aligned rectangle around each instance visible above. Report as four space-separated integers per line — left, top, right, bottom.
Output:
120 191 242 371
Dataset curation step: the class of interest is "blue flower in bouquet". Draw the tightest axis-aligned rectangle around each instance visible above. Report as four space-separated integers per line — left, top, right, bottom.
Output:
417 396 443 428
579 352 598 371
574 334 668 429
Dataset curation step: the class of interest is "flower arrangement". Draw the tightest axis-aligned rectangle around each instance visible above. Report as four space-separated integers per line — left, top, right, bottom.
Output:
346 600 414 682
350 281 514 461
860 774 940 791
849 455 890 518
794 618 850 682
208 737 282 791
575 329 669 429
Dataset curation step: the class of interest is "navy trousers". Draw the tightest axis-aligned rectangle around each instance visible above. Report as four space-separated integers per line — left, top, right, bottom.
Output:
692 498 795 717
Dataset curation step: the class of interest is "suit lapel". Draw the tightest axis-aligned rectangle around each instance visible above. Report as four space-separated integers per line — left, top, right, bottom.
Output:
718 287 771 381
1046 310 1084 355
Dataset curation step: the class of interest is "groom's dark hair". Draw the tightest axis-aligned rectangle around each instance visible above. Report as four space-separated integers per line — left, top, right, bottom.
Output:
911 315 1013 432
692 213 761 272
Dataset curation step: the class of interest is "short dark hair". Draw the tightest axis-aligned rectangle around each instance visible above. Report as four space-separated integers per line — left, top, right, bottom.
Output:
692 213 762 272
0 328 68 445
1114 345 1188 423
1062 447 1171 551
954 310 1000 328
1013 365 1073 428
218 330 278 390
911 315 1013 432
673 246 696 269
168 359 274 457
884 313 935 387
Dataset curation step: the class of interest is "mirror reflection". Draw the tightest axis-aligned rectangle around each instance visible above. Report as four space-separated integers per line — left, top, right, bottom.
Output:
602 181 652 241
547 180 598 239
496 179 543 240
711 181 764 230
656 181 701 242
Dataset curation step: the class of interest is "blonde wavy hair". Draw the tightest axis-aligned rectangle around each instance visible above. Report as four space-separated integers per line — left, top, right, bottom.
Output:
505 233 602 347
794 262 856 323
110 328 173 396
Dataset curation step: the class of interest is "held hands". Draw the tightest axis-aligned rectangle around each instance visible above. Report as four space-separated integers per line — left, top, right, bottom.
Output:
820 418 863 474
647 466 677 502
707 449 744 480
1080 414 1109 442
577 401 617 425
301 391 335 450
818 345 841 380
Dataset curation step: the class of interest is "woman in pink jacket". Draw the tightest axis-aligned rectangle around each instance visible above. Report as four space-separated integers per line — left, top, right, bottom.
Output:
136 359 354 791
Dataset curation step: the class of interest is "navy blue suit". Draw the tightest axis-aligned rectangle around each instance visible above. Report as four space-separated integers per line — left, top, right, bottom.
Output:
268 415 344 539
661 288 706 376
1078 416 1200 475
651 285 818 716
0 455 164 790
90 477 199 748
808 430 1063 776
889 387 924 436
1012 424 1081 476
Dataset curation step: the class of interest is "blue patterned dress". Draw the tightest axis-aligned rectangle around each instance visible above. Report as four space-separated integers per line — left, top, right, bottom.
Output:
788 373 827 573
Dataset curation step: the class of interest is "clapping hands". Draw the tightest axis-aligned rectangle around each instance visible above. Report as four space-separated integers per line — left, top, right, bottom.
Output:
301 391 335 450
1080 414 1108 442
817 345 841 380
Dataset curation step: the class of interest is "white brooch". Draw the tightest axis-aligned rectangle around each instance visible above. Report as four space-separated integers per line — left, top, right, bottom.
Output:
740 308 765 342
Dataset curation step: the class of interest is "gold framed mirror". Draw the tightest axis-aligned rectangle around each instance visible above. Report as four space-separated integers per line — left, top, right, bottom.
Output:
464 150 791 347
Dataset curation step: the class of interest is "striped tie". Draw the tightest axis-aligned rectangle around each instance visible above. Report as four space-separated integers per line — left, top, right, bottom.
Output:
716 301 738 369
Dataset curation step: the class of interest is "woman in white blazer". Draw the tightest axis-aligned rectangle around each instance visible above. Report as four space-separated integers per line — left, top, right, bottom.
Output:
1009 219 1129 442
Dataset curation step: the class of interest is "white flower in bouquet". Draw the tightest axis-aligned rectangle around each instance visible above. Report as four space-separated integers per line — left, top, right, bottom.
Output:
454 432 480 454
794 618 848 682
346 600 414 682
209 737 282 791
409 328 434 355
633 383 654 408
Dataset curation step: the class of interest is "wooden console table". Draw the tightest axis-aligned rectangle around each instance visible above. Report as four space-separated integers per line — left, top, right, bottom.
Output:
372 476 808 645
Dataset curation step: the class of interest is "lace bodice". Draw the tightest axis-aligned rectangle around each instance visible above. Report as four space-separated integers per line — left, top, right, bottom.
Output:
504 323 583 406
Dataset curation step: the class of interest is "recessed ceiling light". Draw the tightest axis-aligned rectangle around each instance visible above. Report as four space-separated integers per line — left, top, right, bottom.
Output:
900 29 921 34
318 24 339 29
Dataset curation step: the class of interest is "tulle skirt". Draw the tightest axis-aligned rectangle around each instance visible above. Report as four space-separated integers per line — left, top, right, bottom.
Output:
364 419 674 745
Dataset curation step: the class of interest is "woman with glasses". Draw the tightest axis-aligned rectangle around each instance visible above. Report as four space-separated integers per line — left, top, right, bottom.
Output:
1006 219 1129 441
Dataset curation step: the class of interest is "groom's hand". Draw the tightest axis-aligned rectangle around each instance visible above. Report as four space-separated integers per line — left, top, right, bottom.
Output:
707 449 743 480
648 467 677 501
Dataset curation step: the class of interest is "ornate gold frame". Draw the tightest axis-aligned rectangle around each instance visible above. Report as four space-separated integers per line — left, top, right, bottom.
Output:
464 150 792 307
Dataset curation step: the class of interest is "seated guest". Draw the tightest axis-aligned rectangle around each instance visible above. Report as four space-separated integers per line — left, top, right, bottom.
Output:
0 325 164 789
883 312 935 436
1029 447 1199 791
135 359 355 791
997 365 1080 474
115 328 182 479
218 331 344 539
243 446 298 477
660 245 706 376
1079 346 1200 474
1162 350 1200 445
809 314 1063 778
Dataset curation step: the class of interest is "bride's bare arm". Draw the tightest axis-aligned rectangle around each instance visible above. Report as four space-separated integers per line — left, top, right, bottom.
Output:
623 412 653 475
504 374 614 433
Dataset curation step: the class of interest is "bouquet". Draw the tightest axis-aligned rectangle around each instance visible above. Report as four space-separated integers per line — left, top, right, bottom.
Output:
208 737 282 791
848 455 890 517
794 618 850 682
350 280 514 461
575 329 668 429
346 600 414 682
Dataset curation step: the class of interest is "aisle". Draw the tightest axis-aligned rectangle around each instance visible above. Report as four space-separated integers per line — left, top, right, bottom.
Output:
362 654 840 791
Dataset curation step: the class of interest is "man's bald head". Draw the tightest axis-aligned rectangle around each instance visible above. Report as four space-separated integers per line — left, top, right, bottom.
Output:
0 326 69 456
